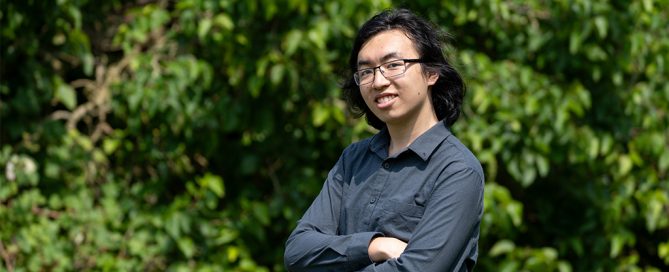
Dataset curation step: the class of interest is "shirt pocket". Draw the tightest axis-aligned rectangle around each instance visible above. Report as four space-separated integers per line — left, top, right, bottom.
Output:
379 199 426 238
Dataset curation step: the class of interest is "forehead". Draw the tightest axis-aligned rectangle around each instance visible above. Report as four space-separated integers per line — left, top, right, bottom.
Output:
357 29 418 64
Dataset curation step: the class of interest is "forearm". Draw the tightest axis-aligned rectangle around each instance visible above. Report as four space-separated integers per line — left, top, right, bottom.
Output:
356 233 476 272
285 224 380 271
367 237 407 262
356 168 484 272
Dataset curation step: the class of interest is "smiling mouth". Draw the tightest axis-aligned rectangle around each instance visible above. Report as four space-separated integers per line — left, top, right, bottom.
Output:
375 94 398 107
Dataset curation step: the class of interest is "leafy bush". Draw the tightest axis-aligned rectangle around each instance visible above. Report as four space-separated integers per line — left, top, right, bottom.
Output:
1 0 667 271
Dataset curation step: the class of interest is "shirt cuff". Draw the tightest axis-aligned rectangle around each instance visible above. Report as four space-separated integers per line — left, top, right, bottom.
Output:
346 232 384 268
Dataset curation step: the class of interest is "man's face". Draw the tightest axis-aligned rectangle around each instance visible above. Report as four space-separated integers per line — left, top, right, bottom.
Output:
356 29 439 128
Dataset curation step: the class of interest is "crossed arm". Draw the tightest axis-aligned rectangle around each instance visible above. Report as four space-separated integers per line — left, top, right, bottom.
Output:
368 237 407 262
284 162 483 272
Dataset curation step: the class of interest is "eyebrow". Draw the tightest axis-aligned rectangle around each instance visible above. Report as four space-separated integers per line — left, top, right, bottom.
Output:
357 52 402 67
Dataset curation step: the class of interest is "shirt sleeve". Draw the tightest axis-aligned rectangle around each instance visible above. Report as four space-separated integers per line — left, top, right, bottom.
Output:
284 153 383 272
357 166 484 272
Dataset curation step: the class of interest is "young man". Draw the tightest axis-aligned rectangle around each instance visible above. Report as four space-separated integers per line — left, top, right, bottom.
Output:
284 9 484 272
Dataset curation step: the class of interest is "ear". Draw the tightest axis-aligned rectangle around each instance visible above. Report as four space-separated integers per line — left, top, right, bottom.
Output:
426 71 439 86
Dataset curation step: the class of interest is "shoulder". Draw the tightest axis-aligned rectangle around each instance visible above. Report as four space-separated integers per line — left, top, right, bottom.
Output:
345 137 372 152
335 133 384 175
341 131 382 159
436 132 484 180
340 137 369 157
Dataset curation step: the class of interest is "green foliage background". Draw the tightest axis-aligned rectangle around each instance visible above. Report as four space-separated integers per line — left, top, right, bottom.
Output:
1 0 668 271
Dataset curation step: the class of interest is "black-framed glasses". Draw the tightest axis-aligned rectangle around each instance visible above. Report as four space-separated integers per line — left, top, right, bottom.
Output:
353 59 424 86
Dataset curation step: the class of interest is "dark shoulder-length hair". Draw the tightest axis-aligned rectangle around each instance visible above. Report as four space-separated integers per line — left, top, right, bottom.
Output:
341 8 466 130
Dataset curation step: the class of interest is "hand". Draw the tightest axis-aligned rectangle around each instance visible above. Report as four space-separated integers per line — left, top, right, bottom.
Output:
368 237 408 262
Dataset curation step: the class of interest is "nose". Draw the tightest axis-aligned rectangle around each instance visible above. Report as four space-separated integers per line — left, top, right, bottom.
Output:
371 67 390 89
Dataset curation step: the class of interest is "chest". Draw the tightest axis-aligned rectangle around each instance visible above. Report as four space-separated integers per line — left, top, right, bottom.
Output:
339 156 439 240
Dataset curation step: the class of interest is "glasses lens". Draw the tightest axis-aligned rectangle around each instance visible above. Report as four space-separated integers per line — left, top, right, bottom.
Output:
355 69 374 85
382 60 406 78
354 60 408 86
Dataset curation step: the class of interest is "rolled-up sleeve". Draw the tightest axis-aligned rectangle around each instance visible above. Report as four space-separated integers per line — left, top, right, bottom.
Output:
356 166 484 272
285 154 382 272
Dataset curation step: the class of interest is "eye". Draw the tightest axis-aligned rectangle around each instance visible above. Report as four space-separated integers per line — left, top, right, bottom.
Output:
358 69 374 77
384 61 404 70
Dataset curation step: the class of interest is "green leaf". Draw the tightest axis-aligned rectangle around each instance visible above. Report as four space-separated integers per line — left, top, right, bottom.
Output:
199 173 225 198
489 240 515 256
618 155 633 176
214 14 234 30
270 64 284 85
227 246 239 262
312 103 330 127
198 18 212 40
588 137 600 159
177 237 196 258
283 30 303 56
594 16 607 38
55 78 76 110
216 228 239 245
507 202 523 227
253 202 270 226
103 138 120 155
569 31 582 54
610 234 624 257
659 151 669 173
536 155 549 177
659 241 669 264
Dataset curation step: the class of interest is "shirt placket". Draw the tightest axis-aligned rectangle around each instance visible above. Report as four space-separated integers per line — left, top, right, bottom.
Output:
363 159 393 226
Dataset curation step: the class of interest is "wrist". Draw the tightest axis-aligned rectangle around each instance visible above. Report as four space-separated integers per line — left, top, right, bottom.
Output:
368 237 384 262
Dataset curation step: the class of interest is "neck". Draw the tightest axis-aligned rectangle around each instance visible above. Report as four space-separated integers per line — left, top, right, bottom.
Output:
386 115 438 156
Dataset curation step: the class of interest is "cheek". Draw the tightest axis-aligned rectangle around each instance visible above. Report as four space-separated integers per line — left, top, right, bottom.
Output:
360 89 374 103
362 96 376 109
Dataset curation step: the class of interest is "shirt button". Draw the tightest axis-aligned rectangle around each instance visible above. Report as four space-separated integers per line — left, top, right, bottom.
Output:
383 162 390 169
370 198 376 204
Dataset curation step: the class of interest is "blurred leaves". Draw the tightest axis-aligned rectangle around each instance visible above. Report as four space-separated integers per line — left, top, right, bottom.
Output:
1 0 668 271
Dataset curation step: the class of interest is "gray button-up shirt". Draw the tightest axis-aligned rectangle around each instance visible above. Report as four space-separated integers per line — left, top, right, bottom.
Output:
285 121 484 271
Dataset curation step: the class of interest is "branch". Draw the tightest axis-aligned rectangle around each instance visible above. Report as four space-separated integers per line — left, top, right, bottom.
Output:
0 240 14 272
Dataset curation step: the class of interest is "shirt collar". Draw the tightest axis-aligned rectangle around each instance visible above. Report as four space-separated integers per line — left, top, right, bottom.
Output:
369 128 390 159
368 120 452 161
